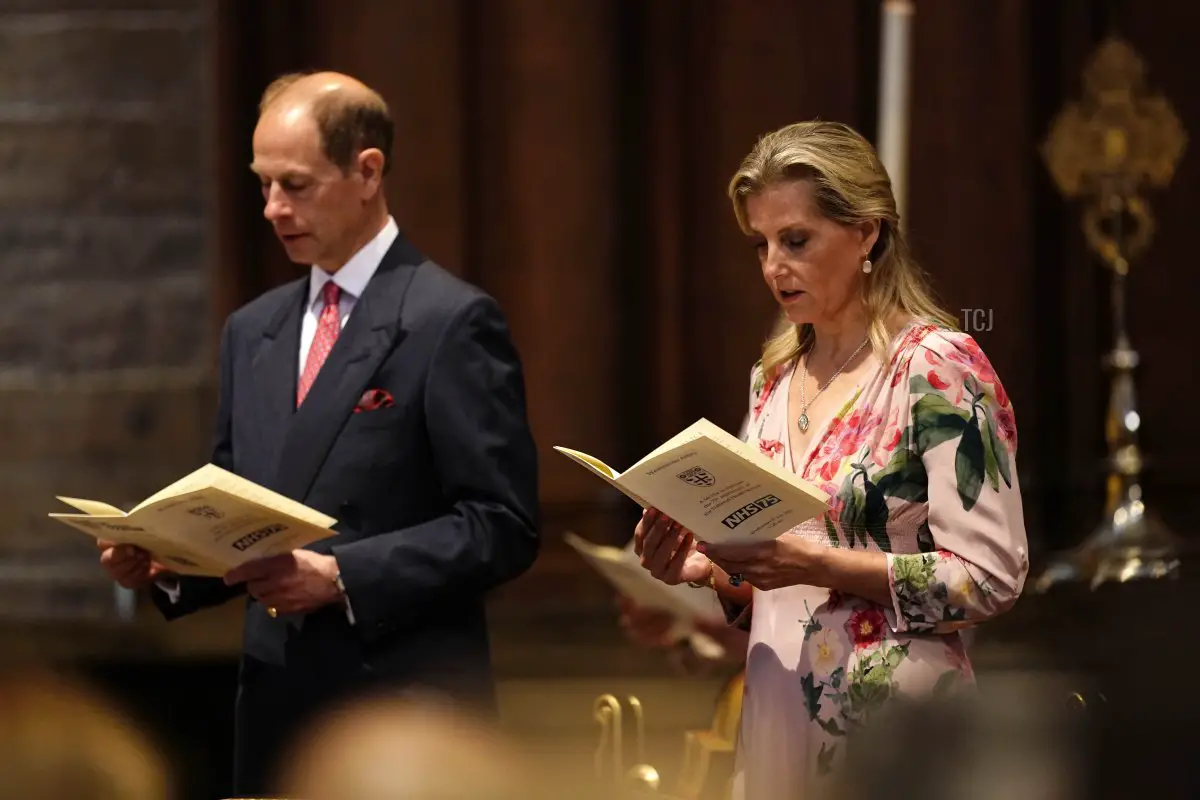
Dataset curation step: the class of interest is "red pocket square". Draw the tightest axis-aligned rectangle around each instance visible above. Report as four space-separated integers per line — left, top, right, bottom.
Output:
354 388 395 413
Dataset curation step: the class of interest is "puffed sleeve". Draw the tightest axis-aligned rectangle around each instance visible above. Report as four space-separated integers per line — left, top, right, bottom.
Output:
885 331 1029 634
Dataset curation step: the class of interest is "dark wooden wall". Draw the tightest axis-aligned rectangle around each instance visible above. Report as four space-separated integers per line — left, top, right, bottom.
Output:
213 0 1200 660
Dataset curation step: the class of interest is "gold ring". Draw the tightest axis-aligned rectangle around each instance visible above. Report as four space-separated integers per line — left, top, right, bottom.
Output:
267 606 278 618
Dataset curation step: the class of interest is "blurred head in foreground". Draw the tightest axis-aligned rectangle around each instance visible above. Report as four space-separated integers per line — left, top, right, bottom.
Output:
276 690 539 800
0 669 169 800
827 673 1086 800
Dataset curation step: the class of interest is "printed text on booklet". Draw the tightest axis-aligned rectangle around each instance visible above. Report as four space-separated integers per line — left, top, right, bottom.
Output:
554 418 828 545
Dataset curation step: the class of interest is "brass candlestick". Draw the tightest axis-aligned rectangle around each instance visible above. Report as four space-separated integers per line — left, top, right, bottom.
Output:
593 694 662 797
1035 38 1187 591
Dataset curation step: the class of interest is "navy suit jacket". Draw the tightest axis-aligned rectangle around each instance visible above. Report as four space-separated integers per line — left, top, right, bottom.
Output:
151 232 539 790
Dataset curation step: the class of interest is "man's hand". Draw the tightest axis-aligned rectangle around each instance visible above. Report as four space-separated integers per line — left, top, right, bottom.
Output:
97 540 171 589
223 551 343 615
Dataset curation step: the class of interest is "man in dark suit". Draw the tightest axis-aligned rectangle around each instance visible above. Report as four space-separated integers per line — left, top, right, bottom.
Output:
97 71 540 795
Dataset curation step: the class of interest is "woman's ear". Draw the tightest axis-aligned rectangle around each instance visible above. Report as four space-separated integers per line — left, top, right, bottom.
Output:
858 219 881 258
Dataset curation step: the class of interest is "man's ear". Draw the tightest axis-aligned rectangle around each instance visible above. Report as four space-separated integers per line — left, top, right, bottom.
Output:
357 148 386 197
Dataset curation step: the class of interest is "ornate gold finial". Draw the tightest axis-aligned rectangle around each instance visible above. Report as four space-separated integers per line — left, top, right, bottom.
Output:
625 697 661 793
592 694 662 797
594 694 624 789
1041 37 1186 272
1035 37 1187 592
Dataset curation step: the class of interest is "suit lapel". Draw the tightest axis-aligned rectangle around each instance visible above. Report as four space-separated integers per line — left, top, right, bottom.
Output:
274 235 422 502
248 281 306 476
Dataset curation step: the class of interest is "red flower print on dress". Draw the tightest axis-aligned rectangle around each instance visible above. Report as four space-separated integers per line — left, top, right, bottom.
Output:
993 376 1010 409
759 439 784 457
993 407 1017 448
821 417 845 448
845 607 888 649
924 348 943 365
945 338 996 384
810 406 885 479
838 412 866 457
927 370 951 390
753 374 777 420
821 409 883 460
817 459 841 482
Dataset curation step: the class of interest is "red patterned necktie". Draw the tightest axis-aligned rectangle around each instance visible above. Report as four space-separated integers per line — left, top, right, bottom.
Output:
297 280 342 406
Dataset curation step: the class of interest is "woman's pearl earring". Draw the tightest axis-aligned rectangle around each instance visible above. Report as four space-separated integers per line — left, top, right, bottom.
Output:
862 259 873 274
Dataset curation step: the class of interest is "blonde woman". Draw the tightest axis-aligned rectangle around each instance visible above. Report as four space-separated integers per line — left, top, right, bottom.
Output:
634 121 1029 798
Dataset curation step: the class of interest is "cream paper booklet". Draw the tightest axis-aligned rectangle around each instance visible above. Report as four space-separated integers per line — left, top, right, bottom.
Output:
564 532 723 622
49 463 337 577
563 532 728 659
555 418 829 545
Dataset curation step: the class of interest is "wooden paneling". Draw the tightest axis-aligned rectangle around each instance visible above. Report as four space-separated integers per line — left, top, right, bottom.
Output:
308 1 469 274
209 0 1200 660
678 0 867 438
471 0 621 508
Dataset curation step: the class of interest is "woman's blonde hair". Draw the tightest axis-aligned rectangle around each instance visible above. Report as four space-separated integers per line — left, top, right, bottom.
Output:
728 120 957 380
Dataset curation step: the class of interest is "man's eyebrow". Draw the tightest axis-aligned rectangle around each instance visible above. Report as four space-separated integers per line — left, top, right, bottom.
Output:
248 166 308 182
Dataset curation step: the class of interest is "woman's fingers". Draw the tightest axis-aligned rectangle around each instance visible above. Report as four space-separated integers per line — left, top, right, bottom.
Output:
663 531 695 583
639 514 670 564
632 508 661 556
642 517 685 576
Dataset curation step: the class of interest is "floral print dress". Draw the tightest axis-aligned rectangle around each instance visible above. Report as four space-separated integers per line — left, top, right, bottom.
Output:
727 321 1029 800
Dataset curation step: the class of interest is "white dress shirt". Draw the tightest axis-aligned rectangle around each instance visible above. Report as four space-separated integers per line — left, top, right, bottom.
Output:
299 216 398 374
158 216 400 623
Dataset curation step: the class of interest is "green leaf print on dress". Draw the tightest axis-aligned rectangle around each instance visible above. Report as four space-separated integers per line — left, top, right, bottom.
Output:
908 373 1013 512
806 641 912 775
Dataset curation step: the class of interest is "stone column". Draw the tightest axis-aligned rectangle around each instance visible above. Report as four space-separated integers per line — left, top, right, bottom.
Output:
0 1 217 631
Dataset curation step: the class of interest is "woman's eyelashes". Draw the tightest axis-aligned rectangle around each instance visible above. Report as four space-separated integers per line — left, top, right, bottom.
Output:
751 235 808 256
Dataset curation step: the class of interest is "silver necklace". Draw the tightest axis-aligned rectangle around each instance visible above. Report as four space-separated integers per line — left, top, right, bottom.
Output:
797 336 870 433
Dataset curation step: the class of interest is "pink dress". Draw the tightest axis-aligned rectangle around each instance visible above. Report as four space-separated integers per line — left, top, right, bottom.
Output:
727 321 1029 799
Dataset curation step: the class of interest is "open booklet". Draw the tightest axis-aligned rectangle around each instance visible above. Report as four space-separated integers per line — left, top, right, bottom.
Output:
564 532 729 660
49 463 337 577
556 418 829 545
564 532 723 622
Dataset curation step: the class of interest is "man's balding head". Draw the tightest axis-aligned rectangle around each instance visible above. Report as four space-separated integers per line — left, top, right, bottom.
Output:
259 70 393 177
251 70 393 272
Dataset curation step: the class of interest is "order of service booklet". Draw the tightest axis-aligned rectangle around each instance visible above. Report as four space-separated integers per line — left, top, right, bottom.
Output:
555 418 829 545
563 532 724 622
563 532 730 660
49 463 337 577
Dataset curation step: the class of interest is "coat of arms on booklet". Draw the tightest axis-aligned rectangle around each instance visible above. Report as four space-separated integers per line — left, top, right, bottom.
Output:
554 418 829 545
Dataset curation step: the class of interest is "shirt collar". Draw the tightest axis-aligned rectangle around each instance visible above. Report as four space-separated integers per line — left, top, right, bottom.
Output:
308 216 399 309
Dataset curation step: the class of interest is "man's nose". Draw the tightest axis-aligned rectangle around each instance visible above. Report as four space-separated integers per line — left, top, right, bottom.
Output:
262 185 289 221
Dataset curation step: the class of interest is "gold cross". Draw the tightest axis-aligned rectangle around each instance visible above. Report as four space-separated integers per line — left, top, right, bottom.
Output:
1041 37 1187 273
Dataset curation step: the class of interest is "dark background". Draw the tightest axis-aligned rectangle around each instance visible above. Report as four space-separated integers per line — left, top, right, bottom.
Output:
2 1 1198 797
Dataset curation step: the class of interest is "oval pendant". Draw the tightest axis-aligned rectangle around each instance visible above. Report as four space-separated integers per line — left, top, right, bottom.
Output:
797 413 809 433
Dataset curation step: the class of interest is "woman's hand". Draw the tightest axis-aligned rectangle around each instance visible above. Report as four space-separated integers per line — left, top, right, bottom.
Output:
700 535 827 591
616 595 680 649
633 508 712 586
